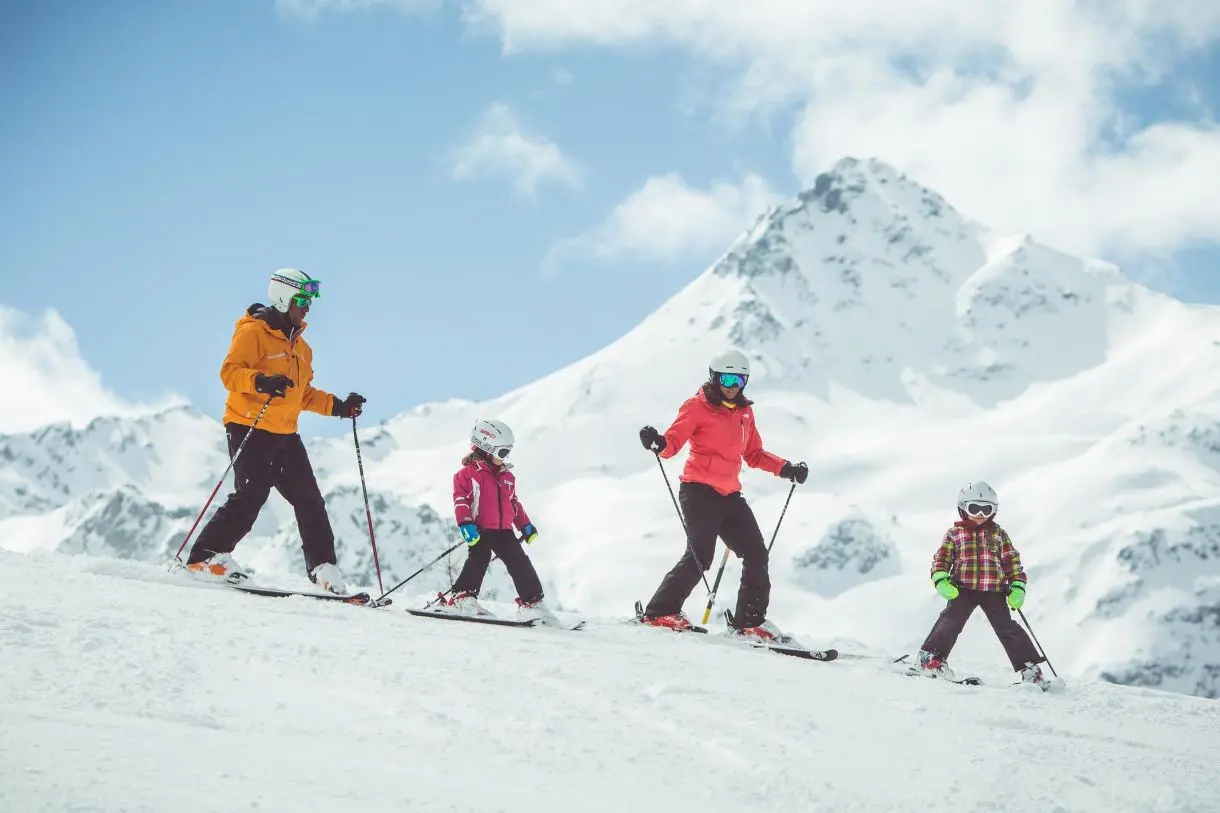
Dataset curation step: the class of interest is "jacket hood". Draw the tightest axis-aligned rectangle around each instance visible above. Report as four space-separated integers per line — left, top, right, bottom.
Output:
953 517 998 530
240 302 306 337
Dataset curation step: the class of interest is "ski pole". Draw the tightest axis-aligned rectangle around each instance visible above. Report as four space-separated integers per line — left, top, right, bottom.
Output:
701 481 797 624
350 415 384 595
766 482 797 553
173 395 274 563
1016 607 1058 677
700 548 731 624
428 551 502 608
375 541 464 603
653 452 711 593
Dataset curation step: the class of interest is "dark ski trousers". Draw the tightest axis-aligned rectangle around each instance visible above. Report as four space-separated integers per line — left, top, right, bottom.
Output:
187 422 337 573
452 528 544 604
645 481 770 627
921 588 1043 671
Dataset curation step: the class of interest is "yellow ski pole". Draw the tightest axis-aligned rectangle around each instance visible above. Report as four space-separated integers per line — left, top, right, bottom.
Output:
701 547 732 624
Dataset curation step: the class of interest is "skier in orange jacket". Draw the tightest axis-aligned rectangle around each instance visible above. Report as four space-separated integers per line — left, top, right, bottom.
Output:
185 268 365 595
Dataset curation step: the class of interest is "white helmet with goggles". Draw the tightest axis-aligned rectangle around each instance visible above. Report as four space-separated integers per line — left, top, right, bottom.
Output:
471 418 514 460
268 268 322 313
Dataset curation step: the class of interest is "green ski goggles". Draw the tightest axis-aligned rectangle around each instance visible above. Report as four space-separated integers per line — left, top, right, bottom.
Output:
286 277 321 308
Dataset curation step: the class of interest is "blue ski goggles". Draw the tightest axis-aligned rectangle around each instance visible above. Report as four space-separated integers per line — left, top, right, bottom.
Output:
717 373 747 388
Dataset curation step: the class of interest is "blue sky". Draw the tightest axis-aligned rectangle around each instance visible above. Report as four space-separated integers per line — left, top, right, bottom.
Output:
3 1 1219 436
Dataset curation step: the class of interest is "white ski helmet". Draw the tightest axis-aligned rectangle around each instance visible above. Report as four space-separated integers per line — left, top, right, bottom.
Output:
709 349 751 381
268 268 322 313
957 480 999 515
471 418 515 459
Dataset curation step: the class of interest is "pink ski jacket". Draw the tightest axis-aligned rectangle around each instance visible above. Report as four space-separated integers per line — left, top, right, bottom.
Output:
452 460 532 531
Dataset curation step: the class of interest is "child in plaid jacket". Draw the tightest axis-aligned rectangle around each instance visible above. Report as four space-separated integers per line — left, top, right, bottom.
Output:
916 481 1049 686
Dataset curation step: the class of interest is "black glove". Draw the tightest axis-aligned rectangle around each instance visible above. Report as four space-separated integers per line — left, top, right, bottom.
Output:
780 461 808 484
254 374 293 398
639 425 666 453
332 392 366 419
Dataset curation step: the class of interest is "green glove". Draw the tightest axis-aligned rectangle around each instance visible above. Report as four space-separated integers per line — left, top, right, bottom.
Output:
932 571 959 601
1007 581 1026 610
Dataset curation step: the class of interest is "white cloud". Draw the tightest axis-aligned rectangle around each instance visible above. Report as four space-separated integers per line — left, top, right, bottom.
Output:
544 173 781 273
0 305 182 435
466 0 1220 261
451 103 583 197
275 0 437 21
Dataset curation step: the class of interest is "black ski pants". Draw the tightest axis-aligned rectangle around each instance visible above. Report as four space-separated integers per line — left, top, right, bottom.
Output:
921 588 1042 671
645 481 770 627
452 528 544 604
187 422 337 573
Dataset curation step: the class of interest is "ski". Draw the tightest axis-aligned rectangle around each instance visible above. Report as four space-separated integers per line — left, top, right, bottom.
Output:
225 580 392 608
902 667 983 686
173 566 391 607
892 655 981 685
406 608 585 631
629 600 708 633
756 644 839 662
722 610 837 661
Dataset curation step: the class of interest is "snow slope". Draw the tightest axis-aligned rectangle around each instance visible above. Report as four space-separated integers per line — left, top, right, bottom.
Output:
2 549 1217 813
3 156 1220 699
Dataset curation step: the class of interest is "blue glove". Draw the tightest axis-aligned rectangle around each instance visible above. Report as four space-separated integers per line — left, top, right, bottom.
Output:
521 524 538 544
458 523 480 546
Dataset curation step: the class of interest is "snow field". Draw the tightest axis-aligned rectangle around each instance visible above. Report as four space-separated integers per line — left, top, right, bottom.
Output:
2 550 1218 813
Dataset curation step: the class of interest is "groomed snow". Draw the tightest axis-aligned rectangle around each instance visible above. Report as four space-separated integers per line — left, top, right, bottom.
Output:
2 549 1217 813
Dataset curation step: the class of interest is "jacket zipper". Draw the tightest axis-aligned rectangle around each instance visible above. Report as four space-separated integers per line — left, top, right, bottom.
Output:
494 467 504 528
288 327 299 400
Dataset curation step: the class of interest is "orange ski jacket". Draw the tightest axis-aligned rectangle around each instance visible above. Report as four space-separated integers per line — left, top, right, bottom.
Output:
219 305 336 435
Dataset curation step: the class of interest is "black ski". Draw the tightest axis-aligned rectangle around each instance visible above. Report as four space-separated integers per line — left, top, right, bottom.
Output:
630 600 708 633
406 608 584 630
225 579 392 608
758 644 839 662
723 609 838 661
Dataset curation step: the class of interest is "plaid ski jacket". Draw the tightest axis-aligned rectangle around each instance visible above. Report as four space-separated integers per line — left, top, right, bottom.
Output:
931 519 1027 592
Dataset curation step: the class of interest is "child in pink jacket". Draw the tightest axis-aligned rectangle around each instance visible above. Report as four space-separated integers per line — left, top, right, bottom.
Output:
432 418 559 625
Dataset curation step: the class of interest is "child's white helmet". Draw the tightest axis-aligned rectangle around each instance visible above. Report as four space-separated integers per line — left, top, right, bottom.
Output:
268 268 321 313
471 418 514 459
957 480 999 515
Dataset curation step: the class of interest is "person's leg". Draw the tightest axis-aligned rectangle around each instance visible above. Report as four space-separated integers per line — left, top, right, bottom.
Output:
978 592 1043 670
450 530 495 596
187 424 281 566
643 483 726 618
919 589 982 659
272 433 337 574
272 434 339 573
486 529 544 604
718 493 769 627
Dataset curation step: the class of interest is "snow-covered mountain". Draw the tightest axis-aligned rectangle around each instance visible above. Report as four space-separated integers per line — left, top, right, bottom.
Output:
3 156 1218 699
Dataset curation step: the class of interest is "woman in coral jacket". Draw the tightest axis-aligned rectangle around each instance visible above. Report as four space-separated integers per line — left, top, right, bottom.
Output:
637 349 807 642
